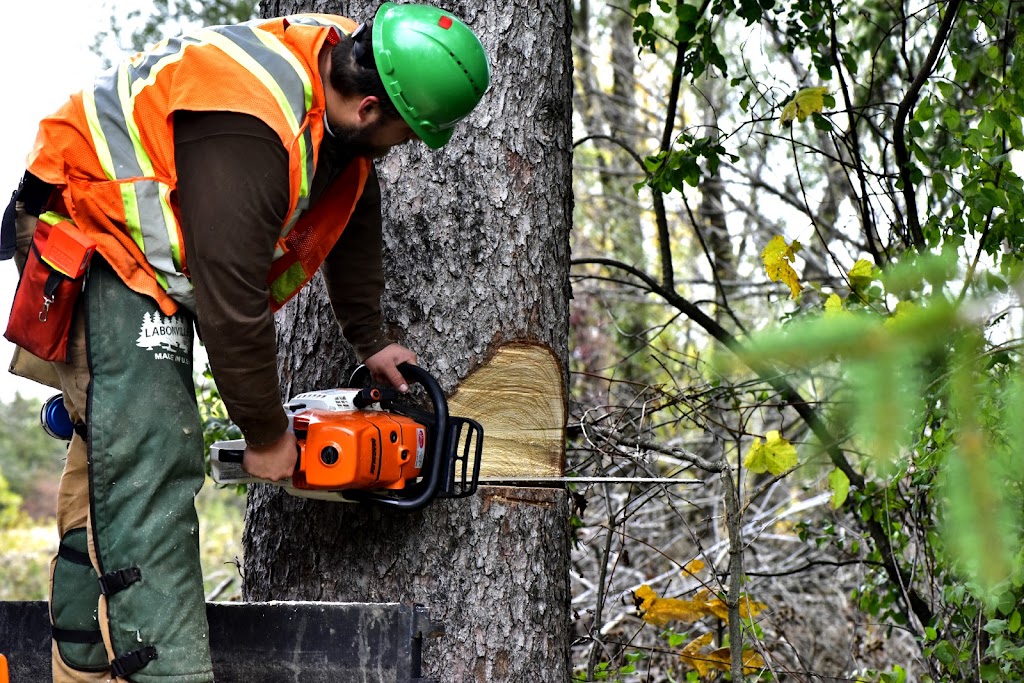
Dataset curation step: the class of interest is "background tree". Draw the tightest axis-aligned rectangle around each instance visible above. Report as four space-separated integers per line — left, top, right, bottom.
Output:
242 2 575 682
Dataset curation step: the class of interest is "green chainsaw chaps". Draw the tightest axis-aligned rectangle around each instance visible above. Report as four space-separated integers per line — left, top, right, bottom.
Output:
83 260 213 682
51 527 107 671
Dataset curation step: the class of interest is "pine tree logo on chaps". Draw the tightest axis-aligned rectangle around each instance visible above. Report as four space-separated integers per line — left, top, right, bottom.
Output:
136 312 189 364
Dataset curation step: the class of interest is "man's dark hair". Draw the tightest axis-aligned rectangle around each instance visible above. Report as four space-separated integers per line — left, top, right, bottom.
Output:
330 22 401 121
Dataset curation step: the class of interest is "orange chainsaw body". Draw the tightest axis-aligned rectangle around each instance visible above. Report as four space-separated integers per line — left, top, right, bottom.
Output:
292 410 427 491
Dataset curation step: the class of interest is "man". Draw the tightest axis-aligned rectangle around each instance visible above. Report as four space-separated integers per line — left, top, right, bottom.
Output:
0 3 489 681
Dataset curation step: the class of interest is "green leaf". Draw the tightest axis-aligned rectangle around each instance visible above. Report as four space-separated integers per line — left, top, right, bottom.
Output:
939 146 962 167
932 641 956 665
677 3 699 21
983 618 1008 634
813 112 833 132
914 99 935 122
829 468 850 509
943 108 962 131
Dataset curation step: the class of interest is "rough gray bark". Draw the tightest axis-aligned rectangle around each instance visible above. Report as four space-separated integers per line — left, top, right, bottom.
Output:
244 2 574 682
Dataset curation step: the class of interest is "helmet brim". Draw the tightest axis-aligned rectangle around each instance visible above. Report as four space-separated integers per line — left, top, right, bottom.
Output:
415 125 454 150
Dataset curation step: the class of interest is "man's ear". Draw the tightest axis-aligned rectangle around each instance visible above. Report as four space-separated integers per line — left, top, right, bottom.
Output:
355 96 381 125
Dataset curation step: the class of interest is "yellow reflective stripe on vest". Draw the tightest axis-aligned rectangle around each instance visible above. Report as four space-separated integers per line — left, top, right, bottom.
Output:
38 211 71 227
269 260 309 306
268 14 354 257
80 22 322 310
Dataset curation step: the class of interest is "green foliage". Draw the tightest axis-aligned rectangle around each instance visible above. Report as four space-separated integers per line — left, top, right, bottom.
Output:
0 393 68 499
734 261 1024 677
616 0 1024 678
0 470 24 530
0 521 52 600
573 647 649 681
196 364 245 498
641 133 739 192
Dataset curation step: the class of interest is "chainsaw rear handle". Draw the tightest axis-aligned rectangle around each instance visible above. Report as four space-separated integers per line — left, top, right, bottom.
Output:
217 448 244 464
213 443 299 465
345 362 449 512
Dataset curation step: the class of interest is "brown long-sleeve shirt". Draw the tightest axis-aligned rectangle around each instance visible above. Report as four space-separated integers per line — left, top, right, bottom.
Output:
174 110 390 446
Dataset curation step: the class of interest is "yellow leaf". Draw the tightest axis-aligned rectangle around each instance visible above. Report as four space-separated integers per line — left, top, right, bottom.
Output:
738 595 767 619
709 647 767 674
680 633 767 678
698 593 766 622
682 558 706 576
761 235 803 299
704 596 730 621
884 300 917 329
824 293 848 318
636 585 768 630
645 598 708 626
633 584 709 626
779 86 830 125
680 633 716 678
701 647 732 676
848 258 875 288
633 584 657 613
744 430 798 475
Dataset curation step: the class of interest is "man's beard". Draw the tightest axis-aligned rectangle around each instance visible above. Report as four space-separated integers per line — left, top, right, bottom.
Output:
325 120 393 159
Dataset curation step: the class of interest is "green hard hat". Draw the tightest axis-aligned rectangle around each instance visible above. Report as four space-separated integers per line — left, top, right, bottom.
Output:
372 2 490 148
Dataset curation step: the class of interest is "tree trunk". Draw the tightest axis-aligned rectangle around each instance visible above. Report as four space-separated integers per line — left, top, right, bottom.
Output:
245 2 574 681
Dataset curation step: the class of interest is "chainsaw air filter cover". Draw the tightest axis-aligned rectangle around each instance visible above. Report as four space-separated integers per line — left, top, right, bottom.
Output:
292 410 427 491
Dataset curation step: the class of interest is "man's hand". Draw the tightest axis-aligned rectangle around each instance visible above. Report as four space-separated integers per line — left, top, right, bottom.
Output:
364 343 418 392
242 430 299 482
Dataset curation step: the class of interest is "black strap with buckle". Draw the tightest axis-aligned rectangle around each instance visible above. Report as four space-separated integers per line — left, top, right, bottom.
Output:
110 646 158 678
97 567 142 596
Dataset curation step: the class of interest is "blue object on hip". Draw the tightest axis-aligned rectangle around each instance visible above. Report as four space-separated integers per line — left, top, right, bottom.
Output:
41 394 75 440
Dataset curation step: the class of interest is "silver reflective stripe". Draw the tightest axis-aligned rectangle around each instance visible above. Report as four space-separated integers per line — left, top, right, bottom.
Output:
286 15 348 32
126 35 201 83
86 62 194 308
135 180 194 309
205 24 317 225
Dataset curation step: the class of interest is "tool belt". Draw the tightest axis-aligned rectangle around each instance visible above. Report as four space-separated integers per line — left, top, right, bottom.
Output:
4 214 95 363
3 174 92 364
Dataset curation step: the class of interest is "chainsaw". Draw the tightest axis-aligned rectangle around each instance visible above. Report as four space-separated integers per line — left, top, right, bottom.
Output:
209 363 483 511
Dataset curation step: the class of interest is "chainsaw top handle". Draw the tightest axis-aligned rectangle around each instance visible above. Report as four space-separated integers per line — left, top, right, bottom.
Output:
345 362 449 512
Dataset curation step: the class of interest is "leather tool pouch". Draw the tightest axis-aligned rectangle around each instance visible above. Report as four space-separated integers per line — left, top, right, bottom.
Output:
5 218 95 363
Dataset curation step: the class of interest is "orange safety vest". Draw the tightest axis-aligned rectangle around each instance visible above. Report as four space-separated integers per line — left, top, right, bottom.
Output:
26 14 371 316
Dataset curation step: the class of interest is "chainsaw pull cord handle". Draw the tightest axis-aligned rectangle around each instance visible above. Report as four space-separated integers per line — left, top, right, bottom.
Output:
345 362 449 512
